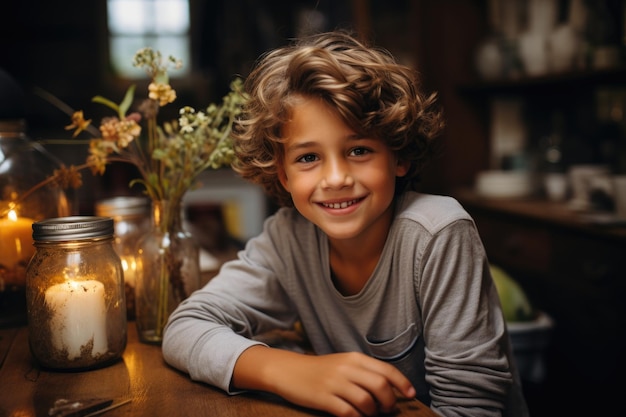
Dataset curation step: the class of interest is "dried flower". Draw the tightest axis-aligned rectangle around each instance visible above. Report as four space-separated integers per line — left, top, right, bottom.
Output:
52 165 83 189
64 111 92 138
25 48 247 209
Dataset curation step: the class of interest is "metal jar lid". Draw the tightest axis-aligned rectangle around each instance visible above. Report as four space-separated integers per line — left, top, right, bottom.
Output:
95 196 151 217
32 216 114 241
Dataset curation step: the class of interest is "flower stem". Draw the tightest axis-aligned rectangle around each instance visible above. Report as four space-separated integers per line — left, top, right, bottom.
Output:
155 241 170 339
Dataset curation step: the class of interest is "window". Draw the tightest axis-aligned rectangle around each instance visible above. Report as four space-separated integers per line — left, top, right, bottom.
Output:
107 0 190 79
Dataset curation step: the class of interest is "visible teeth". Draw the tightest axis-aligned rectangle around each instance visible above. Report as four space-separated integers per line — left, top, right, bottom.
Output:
323 199 358 209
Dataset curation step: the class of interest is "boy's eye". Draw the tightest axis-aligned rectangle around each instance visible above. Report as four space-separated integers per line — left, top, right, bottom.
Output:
350 147 370 156
297 154 318 163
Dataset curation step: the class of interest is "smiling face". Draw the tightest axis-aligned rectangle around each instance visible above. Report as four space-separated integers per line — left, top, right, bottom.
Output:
279 96 409 244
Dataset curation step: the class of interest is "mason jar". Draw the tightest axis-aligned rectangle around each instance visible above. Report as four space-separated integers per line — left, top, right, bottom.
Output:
25 216 127 370
95 196 150 320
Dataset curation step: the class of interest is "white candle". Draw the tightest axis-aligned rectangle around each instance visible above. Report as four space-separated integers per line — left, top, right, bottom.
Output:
45 280 108 360
0 210 35 284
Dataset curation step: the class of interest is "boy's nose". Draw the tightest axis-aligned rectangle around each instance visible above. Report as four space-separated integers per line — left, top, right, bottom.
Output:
321 159 354 189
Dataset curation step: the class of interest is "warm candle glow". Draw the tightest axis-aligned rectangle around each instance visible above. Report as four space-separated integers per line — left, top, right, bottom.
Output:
0 209 35 283
120 255 137 287
45 279 108 360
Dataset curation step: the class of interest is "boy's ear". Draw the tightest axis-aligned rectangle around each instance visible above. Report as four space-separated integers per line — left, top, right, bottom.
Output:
278 166 290 192
396 159 411 178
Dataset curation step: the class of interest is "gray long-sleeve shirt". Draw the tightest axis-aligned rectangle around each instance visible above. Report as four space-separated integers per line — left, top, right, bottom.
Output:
162 192 528 417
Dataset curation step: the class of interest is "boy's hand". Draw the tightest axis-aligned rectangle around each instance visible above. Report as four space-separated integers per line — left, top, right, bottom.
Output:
233 346 416 417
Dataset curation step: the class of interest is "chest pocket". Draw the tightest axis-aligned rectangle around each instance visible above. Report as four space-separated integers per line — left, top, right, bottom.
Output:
366 322 429 403
366 322 419 362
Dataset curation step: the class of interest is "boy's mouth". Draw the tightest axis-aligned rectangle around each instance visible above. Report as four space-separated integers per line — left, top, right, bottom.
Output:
320 198 360 209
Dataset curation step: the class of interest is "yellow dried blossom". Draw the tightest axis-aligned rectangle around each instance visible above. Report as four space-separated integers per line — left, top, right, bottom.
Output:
99 117 141 149
64 110 92 138
117 119 141 147
87 140 110 175
148 82 176 107
99 117 120 142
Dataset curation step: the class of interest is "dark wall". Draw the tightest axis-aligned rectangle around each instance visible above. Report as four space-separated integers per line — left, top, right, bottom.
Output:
0 0 105 137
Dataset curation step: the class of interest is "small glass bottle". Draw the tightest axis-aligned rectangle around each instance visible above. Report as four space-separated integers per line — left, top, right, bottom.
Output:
26 216 127 370
95 196 150 320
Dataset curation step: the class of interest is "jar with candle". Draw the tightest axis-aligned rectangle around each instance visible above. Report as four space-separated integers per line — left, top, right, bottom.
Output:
95 196 150 320
1 68 71 327
25 216 127 370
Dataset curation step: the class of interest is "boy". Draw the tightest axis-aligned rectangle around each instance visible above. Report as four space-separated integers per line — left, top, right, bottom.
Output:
163 30 528 417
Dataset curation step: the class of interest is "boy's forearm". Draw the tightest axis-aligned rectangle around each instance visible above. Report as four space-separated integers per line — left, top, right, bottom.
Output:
231 344 297 393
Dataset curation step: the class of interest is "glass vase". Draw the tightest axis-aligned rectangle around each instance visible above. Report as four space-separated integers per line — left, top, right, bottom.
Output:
135 199 200 344
1 120 72 326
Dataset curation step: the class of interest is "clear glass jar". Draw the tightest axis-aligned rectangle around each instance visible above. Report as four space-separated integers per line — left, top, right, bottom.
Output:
95 196 150 320
25 216 127 370
1 119 72 326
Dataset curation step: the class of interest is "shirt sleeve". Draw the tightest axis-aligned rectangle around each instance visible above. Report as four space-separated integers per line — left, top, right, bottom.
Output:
417 219 516 416
162 212 299 393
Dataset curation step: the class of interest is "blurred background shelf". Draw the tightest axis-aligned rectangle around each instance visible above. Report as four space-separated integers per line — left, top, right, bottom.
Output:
455 188 626 417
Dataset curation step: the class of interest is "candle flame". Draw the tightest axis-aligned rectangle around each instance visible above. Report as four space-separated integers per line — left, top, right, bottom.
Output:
7 209 18 221
120 256 137 272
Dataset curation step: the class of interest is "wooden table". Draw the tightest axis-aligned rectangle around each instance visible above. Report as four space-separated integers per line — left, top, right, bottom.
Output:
0 324 440 417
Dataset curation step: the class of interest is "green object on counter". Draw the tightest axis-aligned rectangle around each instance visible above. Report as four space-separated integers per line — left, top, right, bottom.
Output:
490 264 535 322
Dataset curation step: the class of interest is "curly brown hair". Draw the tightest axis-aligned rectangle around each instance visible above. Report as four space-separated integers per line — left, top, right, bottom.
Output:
232 30 444 207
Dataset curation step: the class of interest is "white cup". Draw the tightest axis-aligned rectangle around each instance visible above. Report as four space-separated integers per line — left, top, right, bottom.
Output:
544 173 568 202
